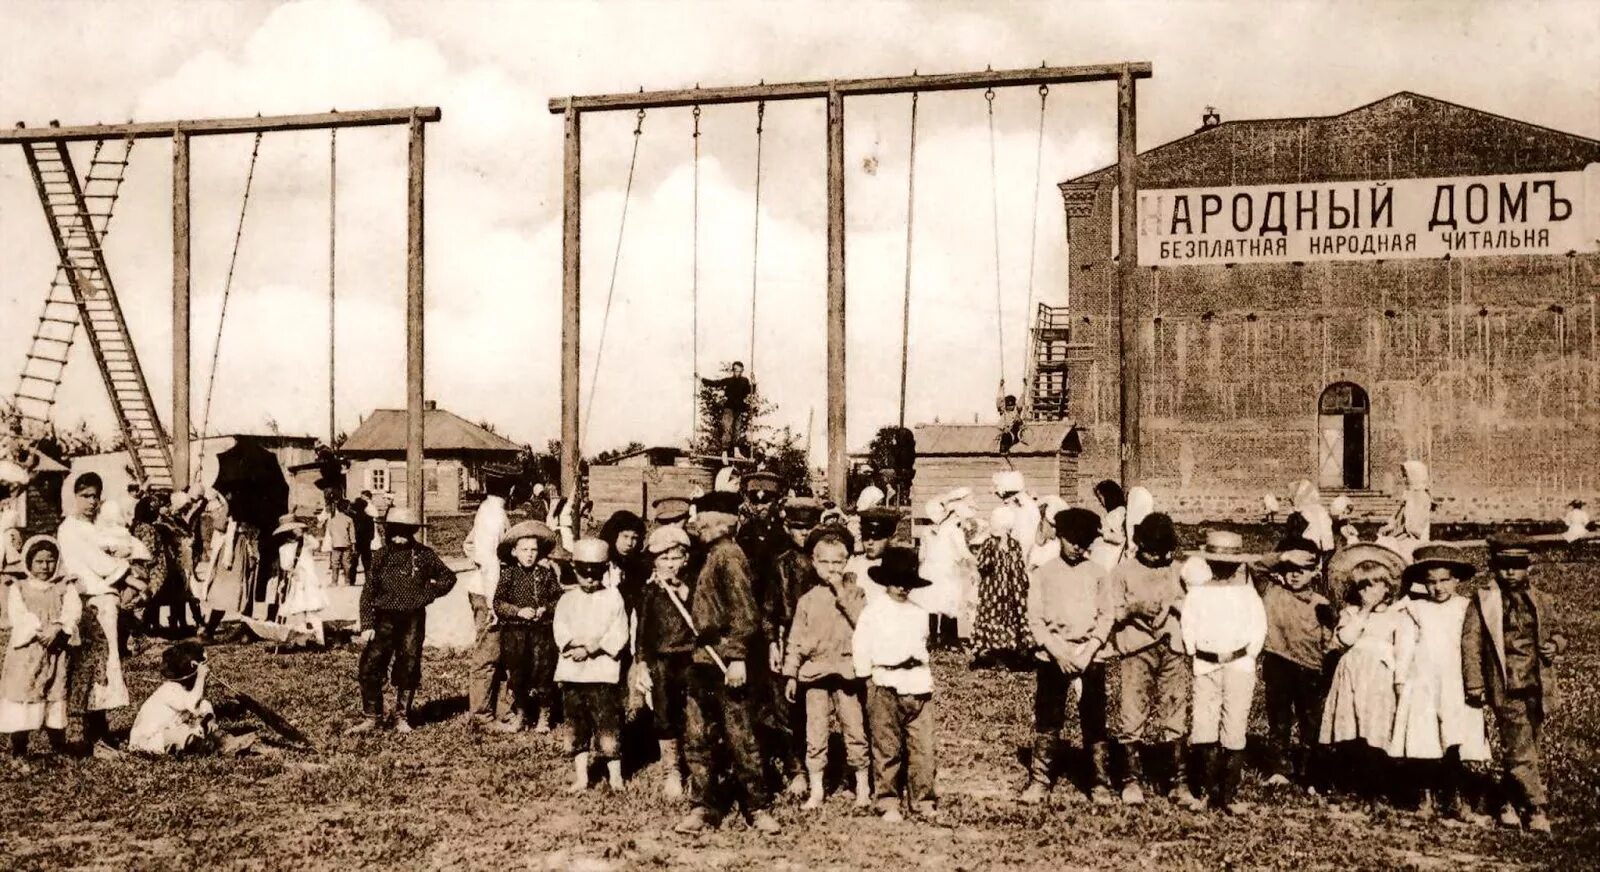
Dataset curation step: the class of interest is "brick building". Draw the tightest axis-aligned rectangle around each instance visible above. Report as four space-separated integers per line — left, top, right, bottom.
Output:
1059 93 1600 522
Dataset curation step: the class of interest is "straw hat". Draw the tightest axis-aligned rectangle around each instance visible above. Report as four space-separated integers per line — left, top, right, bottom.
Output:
500 520 555 548
1327 543 1407 589
571 538 610 564
272 513 306 537
1403 543 1476 585
386 507 423 529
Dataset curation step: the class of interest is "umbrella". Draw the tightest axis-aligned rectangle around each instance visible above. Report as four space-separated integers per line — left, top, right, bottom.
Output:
211 439 289 532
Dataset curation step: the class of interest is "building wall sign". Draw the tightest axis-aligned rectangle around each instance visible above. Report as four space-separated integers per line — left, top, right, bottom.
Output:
1137 164 1600 265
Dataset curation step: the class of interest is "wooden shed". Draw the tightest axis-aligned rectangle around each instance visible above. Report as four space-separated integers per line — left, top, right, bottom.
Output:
588 447 714 525
908 421 1083 520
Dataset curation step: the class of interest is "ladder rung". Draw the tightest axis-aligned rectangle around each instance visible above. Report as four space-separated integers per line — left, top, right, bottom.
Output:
40 316 76 325
14 393 52 404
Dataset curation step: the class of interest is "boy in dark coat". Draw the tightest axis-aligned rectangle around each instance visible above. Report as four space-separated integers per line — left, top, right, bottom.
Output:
1464 536 1567 834
674 492 780 835
347 509 456 734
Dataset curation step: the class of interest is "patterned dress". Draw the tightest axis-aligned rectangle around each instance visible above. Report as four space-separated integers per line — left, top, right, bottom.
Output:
973 535 1030 654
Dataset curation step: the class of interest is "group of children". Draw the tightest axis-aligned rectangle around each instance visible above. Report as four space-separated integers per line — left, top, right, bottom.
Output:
1 473 262 767
338 465 1568 837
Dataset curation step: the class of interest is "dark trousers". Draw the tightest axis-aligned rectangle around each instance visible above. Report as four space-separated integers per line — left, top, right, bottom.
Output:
683 663 770 814
1034 660 1108 746
1496 691 1548 809
500 622 558 718
562 682 621 758
866 682 936 806
646 652 693 740
358 610 426 712
353 546 373 582
1261 653 1327 782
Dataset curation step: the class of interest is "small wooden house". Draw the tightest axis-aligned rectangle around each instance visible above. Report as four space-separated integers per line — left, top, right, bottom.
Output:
341 403 522 516
588 446 713 524
908 421 1083 520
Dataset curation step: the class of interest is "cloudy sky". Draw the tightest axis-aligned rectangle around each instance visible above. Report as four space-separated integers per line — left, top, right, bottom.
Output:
1 0 1596 458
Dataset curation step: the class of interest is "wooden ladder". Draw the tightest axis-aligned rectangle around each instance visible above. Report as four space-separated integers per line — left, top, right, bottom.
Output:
19 135 172 488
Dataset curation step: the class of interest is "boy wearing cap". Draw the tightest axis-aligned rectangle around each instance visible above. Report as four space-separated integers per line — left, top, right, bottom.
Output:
783 526 871 810
349 509 457 735
763 496 824 796
676 492 780 835
554 539 629 791
1258 538 1335 792
493 521 562 733
1020 507 1116 805
852 545 937 821
1464 537 1566 833
634 525 696 798
1179 530 1267 814
1105 512 1189 805
849 507 900 604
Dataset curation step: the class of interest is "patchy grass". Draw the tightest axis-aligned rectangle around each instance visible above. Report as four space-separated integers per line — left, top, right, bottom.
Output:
1 552 1596 870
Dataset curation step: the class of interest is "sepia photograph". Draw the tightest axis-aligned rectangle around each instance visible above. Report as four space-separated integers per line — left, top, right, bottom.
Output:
0 1 1596 868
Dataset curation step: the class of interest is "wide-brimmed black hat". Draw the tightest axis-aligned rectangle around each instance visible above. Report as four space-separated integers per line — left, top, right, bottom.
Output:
867 545 932 590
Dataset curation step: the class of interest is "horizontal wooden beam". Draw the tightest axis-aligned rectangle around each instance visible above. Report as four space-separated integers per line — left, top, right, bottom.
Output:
1 107 442 144
547 62 1152 114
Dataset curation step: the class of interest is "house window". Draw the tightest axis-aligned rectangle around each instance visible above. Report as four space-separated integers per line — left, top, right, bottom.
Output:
425 467 440 494
368 467 388 493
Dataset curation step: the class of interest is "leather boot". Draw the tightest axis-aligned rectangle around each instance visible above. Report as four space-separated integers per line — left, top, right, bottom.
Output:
1163 741 1187 801
1018 732 1055 804
345 689 383 735
1218 749 1248 814
1182 744 1213 811
658 739 683 799
1121 743 1146 805
393 689 415 733
1089 742 1116 805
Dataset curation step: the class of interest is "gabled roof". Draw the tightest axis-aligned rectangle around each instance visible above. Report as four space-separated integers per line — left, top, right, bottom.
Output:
1064 91 1600 188
341 407 521 454
912 421 1078 457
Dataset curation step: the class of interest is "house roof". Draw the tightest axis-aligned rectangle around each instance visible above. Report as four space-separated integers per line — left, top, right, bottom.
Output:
1064 91 1600 188
912 421 1078 457
341 408 521 455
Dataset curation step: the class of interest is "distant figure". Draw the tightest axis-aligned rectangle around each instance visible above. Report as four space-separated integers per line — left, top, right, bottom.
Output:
996 383 1025 455
349 491 375 582
1561 500 1591 543
702 362 753 455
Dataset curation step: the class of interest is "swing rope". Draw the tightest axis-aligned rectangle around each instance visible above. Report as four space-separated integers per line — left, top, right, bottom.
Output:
1020 84 1049 409
691 104 701 444
897 92 919 429
582 108 646 441
749 100 765 376
985 87 1005 390
196 128 265 465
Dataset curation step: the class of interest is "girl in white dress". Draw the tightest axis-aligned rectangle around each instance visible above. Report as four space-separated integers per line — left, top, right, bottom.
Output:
1318 547 1406 801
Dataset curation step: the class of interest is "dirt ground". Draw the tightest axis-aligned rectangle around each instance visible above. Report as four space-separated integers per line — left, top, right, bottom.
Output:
1 542 1595 871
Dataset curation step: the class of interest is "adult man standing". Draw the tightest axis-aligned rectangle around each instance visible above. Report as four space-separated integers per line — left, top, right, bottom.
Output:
701 362 753 456
675 491 780 835
350 490 375 583
464 471 514 725
325 499 357 586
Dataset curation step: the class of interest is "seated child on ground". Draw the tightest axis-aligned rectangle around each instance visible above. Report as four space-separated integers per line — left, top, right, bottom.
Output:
130 640 219 755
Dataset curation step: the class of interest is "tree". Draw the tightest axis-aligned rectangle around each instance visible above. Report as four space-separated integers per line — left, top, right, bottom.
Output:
591 441 646 466
694 362 816 494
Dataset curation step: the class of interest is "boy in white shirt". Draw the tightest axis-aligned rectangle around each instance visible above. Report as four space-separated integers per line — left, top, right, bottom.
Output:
1179 530 1267 814
553 538 629 792
852 545 936 822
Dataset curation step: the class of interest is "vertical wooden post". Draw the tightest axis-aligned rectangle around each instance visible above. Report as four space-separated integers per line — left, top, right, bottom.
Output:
826 88 848 502
405 115 426 519
561 106 583 509
329 127 338 447
1116 71 1140 487
172 131 191 486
